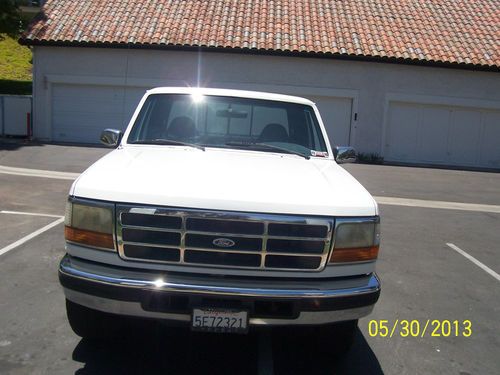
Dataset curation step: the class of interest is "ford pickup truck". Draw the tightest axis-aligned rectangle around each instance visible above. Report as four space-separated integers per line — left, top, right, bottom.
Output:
59 87 380 350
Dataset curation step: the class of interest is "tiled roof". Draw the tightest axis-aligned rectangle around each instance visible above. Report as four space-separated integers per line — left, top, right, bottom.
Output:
21 0 500 69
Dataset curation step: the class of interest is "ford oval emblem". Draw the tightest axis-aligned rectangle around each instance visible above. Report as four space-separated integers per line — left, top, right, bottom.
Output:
212 238 235 248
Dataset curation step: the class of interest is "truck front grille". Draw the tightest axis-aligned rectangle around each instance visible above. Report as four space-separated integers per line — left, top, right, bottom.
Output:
116 206 334 271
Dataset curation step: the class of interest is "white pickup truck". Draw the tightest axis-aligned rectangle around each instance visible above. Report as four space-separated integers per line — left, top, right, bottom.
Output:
60 87 380 350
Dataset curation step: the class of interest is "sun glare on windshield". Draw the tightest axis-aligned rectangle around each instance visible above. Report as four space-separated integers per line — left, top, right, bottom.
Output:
191 91 205 103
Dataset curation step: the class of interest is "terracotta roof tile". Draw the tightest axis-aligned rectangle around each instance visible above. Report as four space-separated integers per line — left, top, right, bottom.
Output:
20 0 499 69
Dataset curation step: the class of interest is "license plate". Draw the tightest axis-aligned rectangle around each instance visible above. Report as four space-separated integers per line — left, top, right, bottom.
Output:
191 308 248 333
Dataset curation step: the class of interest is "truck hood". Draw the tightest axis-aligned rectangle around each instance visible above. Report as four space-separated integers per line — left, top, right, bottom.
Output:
72 146 377 216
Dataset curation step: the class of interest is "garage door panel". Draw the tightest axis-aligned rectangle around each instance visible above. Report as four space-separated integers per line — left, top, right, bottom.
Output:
53 111 124 142
480 112 500 167
52 111 122 126
385 101 500 169
386 103 419 160
449 110 481 165
123 92 144 123
52 84 124 100
53 97 124 114
51 84 145 143
419 107 450 162
309 96 352 146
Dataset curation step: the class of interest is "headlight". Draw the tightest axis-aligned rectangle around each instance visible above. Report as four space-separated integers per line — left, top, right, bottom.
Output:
64 199 115 250
329 218 380 263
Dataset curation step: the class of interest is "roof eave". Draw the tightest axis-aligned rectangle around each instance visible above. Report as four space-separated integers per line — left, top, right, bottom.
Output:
19 39 500 73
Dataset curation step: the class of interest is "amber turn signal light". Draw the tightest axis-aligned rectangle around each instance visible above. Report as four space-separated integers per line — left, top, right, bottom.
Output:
65 226 114 249
329 245 379 263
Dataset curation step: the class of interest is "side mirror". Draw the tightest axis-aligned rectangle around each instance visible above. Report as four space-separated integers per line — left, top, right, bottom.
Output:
334 146 357 164
100 129 123 147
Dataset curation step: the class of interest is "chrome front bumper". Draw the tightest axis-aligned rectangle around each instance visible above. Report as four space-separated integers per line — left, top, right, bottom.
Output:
59 255 380 326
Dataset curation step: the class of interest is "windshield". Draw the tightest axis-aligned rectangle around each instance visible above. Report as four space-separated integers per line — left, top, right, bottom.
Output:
127 94 328 157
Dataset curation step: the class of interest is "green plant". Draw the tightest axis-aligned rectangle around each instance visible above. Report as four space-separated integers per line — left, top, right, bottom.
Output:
357 152 384 164
0 34 32 78
0 79 32 94
0 1 24 38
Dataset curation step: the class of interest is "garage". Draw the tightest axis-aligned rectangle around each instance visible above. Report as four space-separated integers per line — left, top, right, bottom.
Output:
384 102 500 168
22 0 500 169
51 83 355 148
51 84 144 143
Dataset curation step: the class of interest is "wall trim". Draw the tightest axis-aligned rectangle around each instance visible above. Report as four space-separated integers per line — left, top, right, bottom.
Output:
20 41 500 73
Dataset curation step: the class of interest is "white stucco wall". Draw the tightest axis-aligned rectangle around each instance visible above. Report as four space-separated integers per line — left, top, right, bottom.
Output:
32 46 500 155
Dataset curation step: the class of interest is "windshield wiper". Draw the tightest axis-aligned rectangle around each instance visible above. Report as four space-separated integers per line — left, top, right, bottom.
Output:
130 139 205 151
225 141 310 160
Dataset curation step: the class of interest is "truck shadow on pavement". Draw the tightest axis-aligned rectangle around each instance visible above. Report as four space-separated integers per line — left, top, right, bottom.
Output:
71 322 383 374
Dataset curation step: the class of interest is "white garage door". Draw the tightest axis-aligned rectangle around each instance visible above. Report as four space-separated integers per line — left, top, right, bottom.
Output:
385 102 500 168
309 96 353 146
51 84 145 143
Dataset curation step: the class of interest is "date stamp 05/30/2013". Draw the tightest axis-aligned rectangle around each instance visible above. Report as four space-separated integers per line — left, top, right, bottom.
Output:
367 320 472 338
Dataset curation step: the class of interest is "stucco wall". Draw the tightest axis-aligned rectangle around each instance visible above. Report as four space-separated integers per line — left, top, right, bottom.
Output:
33 46 500 154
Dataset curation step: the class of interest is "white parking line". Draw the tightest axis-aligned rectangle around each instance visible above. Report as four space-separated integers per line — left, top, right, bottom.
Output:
446 243 500 282
0 210 63 218
375 196 500 214
0 217 64 257
0 165 79 180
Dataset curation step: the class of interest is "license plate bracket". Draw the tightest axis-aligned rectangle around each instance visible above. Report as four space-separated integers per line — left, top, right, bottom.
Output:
191 308 249 334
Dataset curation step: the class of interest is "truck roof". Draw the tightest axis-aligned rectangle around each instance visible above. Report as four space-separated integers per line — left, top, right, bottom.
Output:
146 87 315 106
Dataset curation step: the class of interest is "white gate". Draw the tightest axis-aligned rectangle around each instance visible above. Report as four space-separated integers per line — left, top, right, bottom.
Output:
0 95 33 137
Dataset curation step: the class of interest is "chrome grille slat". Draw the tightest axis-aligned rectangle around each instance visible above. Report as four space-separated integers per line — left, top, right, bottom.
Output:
179 213 187 263
260 221 269 269
121 242 330 257
116 206 334 272
122 241 182 249
119 226 327 241
185 248 263 255
171 247 328 257
116 225 183 233
121 212 181 229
